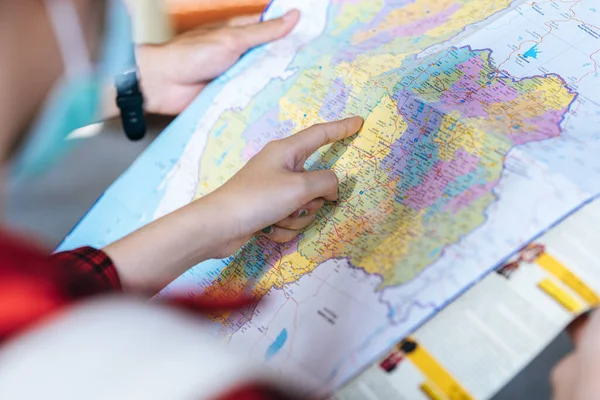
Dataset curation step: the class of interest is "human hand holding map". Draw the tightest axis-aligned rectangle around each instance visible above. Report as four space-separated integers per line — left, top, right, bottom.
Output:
62 0 600 397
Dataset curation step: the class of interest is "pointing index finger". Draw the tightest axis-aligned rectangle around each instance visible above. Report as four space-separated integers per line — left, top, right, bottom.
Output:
290 116 364 158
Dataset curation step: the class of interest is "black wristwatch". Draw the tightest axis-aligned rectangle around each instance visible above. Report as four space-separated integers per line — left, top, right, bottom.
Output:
115 69 146 141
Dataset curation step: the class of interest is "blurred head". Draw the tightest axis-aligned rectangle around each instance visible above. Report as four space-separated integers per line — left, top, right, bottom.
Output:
0 0 133 179
0 297 288 399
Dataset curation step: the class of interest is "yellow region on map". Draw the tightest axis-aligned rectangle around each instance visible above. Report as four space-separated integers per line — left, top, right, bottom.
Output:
193 0 576 333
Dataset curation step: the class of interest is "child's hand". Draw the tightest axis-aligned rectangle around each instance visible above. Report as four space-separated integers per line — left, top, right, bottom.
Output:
105 117 362 292
205 116 364 257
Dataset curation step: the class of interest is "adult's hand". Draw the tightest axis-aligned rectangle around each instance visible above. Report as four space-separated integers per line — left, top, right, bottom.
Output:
137 10 300 115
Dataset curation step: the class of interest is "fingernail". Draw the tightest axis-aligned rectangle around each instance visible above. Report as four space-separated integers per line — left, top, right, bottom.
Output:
297 209 308 218
261 226 274 234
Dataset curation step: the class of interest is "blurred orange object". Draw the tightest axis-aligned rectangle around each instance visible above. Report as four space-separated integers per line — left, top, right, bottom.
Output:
166 0 271 32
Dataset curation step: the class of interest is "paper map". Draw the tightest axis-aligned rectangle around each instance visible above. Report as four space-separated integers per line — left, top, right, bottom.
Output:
61 0 600 395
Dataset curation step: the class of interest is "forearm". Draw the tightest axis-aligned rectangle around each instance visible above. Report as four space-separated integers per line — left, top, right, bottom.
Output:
103 195 225 293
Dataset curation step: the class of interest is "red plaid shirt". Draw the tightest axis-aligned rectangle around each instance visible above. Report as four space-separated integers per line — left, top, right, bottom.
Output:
0 231 295 400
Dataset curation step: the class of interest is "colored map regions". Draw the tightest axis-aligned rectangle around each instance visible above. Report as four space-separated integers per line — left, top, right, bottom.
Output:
56 0 600 394
194 0 576 336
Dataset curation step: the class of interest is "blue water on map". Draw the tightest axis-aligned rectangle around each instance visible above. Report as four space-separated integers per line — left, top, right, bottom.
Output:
265 329 288 361
523 44 541 59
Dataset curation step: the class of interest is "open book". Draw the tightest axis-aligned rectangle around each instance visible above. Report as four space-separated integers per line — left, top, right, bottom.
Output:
335 198 600 399
60 0 600 398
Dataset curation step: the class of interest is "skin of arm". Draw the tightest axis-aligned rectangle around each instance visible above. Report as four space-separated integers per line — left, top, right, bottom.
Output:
0 2 301 292
102 10 299 119
102 10 305 291
103 117 364 292
102 192 226 292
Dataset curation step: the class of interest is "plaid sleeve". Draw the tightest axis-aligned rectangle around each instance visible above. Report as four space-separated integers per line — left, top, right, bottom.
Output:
50 247 122 295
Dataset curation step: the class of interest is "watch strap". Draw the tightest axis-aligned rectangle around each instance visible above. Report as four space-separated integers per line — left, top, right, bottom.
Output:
115 69 146 141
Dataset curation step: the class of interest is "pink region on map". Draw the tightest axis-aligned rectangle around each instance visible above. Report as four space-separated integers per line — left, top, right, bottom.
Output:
510 108 568 145
403 149 480 211
439 57 520 118
443 180 497 213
